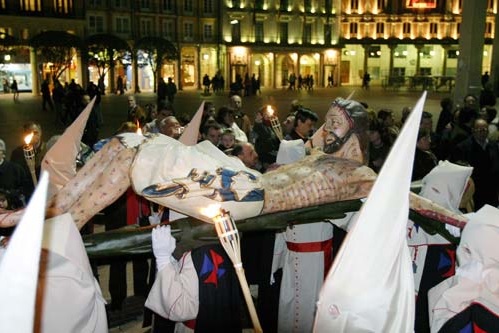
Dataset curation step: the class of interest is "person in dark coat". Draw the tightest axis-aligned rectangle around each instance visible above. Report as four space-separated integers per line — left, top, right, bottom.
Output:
451 118 499 210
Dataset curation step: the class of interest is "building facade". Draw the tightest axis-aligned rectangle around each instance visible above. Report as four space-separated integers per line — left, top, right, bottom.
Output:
0 0 497 93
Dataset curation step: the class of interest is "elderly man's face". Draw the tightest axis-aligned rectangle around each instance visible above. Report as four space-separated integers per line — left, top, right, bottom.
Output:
230 96 242 110
238 143 259 168
128 97 136 108
472 119 489 144
160 116 182 139
25 124 42 146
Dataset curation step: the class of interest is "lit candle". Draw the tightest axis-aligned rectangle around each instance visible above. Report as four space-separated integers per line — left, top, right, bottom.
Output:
23 132 37 186
136 120 143 136
201 204 263 333
267 105 284 141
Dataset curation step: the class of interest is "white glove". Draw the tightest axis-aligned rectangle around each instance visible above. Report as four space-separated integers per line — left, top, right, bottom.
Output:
152 225 176 271
445 223 461 238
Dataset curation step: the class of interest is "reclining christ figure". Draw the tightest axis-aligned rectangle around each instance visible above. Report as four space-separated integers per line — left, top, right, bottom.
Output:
0 98 465 231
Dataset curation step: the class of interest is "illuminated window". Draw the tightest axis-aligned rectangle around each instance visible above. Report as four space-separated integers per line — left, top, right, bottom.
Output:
303 23 312 43
20 0 41 11
486 22 492 34
53 0 73 14
204 24 213 41
203 0 213 13
162 0 174 11
231 21 241 42
377 0 384 10
184 0 193 12
324 24 332 44
376 22 384 34
184 22 194 41
0 0 5 9
403 22 411 34
351 0 359 10
255 22 264 42
162 20 174 40
116 16 130 33
89 15 105 33
280 22 288 43
350 22 358 35
430 22 438 34
21 29 29 40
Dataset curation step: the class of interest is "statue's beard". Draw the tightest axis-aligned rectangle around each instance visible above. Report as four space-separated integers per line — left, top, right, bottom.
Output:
323 131 352 154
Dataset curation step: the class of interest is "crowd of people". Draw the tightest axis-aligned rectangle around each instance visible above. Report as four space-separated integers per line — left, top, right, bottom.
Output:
1 78 499 332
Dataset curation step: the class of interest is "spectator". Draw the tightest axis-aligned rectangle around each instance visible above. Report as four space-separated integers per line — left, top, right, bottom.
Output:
451 118 499 210
41 78 53 111
127 95 147 127
218 128 236 153
252 105 281 170
159 116 183 139
230 94 252 140
412 128 438 181
201 121 222 146
10 79 19 102
377 109 400 147
215 106 248 142
362 72 371 89
367 119 390 173
143 100 175 134
202 74 211 95
116 75 125 95
166 77 177 103
0 139 30 206
10 121 47 193
231 142 259 169
285 107 318 142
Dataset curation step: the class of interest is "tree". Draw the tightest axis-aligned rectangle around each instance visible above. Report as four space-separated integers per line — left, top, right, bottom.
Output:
0 32 20 66
135 36 177 93
85 33 131 92
29 31 83 80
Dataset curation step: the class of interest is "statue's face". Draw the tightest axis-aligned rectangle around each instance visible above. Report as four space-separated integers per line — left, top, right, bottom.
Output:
323 104 352 151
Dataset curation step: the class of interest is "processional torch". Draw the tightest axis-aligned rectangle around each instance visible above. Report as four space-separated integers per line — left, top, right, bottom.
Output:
266 105 284 141
23 132 37 186
201 205 263 333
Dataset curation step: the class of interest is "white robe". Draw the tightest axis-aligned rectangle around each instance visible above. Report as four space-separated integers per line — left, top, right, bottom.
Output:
428 205 499 332
145 253 198 333
272 213 355 333
38 214 108 333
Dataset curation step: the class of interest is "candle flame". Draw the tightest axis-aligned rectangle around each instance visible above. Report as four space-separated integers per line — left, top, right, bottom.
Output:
200 204 222 218
136 121 143 136
24 132 34 145
266 105 274 116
